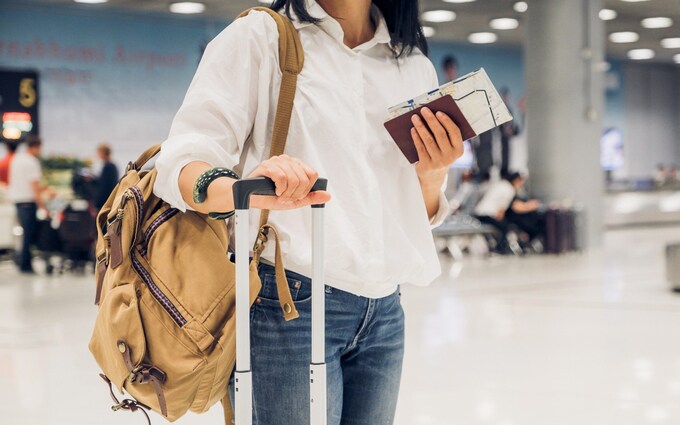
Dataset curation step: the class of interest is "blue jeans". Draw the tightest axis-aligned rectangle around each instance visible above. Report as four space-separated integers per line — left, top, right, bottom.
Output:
230 262 405 425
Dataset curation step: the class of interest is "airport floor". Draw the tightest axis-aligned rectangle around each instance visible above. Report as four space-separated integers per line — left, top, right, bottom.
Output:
2 225 680 425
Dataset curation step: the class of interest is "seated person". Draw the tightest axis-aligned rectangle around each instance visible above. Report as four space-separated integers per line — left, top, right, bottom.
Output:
473 173 518 252
503 174 545 243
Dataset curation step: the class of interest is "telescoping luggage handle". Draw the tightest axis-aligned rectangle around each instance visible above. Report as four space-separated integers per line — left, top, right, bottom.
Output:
232 177 328 425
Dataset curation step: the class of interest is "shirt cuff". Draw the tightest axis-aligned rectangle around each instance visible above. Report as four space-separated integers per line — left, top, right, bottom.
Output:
429 189 450 228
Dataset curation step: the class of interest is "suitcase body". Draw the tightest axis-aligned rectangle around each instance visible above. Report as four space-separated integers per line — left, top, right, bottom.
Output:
59 203 96 255
545 207 580 254
35 218 62 252
232 177 328 425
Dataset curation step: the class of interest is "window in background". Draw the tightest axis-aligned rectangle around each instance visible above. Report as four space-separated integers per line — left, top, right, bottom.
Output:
601 127 624 171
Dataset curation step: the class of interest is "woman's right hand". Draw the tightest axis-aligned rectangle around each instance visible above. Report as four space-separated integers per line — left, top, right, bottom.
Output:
248 155 331 210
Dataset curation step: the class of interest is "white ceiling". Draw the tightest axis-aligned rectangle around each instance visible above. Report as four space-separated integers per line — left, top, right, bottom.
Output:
13 0 680 64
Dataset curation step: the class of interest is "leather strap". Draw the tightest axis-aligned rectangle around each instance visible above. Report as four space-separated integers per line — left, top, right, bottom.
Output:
94 254 107 305
117 339 169 418
127 144 161 173
100 374 152 425
253 224 299 321
134 369 168 419
119 339 135 372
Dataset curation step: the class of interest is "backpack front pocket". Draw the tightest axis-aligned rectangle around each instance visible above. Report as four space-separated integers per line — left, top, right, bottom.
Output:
89 282 147 393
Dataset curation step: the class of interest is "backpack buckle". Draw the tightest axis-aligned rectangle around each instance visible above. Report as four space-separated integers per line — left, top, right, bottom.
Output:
253 227 269 255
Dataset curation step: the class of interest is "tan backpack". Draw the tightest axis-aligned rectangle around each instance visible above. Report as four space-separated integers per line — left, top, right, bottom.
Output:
89 7 303 423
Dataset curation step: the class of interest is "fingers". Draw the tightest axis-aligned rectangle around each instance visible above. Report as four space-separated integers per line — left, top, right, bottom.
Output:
250 155 321 205
254 189 331 211
411 107 464 167
434 110 464 161
411 127 430 162
292 157 319 200
411 113 439 160
419 107 451 153
274 157 305 200
252 161 288 196
292 190 332 208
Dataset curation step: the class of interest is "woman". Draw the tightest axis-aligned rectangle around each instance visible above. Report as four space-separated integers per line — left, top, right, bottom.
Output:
153 0 463 423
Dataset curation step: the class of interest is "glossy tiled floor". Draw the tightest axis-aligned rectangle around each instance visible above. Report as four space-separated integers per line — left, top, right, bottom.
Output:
2 226 680 425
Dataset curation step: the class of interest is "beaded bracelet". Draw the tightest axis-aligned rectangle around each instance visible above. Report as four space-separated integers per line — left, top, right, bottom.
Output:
193 167 240 220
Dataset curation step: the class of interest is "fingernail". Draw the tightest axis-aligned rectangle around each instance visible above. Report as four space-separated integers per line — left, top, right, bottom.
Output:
411 115 420 123
422 107 430 114
436 111 445 118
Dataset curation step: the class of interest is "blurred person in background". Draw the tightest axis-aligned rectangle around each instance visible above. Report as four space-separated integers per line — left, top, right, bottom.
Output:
0 140 19 186
94 143 119 209
503 173 544 244
442 55 459 82
499 87 520 177
473 130 495 178
8 136 48 273
474 172 533 253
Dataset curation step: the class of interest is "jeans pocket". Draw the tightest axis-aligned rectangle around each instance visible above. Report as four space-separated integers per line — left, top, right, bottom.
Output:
257 271 311 305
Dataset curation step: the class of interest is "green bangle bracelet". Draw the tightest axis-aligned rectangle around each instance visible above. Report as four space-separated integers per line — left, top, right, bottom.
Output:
193 167 240 220
208 211 236 220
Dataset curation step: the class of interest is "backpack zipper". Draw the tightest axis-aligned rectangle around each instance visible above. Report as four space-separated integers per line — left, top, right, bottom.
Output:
123 187 187 328
139 208 179 256
131 253 187 328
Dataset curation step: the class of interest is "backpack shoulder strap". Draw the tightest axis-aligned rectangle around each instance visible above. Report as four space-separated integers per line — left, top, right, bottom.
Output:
237 7 304 254
237 7 303 159
126 144 161 173
222 10 303 421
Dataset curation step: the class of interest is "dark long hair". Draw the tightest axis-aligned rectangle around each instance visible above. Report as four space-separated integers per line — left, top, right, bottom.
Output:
269 0 428 57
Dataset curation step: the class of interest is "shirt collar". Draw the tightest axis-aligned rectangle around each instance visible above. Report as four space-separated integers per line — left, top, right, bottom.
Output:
290 0 392 50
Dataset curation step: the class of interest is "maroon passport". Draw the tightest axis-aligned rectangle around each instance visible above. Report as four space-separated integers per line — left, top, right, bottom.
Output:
383 95 475 164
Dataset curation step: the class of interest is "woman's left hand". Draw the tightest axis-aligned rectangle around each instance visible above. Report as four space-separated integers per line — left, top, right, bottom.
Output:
410 107 464 181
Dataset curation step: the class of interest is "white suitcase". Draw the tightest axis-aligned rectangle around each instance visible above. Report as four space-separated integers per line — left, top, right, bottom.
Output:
232 176 328 425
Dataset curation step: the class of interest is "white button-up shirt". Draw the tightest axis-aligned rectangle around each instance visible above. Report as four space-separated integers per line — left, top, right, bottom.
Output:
154 2 449 298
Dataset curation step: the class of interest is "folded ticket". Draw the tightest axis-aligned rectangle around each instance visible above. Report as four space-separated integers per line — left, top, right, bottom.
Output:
384 68 513 163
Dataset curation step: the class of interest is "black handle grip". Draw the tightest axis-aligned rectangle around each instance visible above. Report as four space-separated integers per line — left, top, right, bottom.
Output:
233 177 328 210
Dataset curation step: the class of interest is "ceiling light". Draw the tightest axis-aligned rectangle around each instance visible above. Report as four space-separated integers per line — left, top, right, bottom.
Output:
621 0 650 2
443 0 476 3
599 9 617 21
490 18 519 30
661 38 680 49
513 2 528 13
674 54 680 64
641 17 673 29
627 48 655 60
422 10 456 23
609 31 639 43
74 0 108 3
468 32 498 44
169 2 205 14
423 26 436 38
